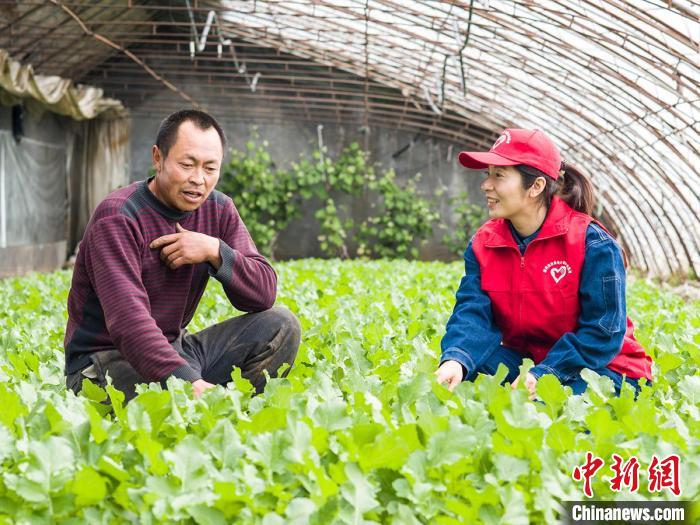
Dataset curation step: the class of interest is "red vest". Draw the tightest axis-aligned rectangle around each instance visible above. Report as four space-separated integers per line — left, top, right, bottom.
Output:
471 196 652 380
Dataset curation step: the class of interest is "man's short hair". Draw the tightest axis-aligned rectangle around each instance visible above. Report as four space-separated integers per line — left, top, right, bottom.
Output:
155 109 227 159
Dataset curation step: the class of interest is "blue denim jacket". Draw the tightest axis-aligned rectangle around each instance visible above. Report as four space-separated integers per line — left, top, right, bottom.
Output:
441 222 627 382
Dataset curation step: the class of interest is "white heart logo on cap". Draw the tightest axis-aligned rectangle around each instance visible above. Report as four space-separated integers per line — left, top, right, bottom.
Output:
550 266 567 283
491 130 512 151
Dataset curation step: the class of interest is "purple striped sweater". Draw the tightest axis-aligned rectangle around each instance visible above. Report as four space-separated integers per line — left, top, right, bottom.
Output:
64 177 277 382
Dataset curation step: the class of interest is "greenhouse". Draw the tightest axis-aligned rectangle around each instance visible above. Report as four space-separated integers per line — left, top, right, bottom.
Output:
0 1 698 523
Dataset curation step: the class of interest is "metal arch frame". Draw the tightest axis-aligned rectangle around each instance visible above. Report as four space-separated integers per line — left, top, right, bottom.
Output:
1 0 697 277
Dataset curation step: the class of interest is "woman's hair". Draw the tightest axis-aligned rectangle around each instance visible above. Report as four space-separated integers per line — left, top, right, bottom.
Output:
516 162 595 215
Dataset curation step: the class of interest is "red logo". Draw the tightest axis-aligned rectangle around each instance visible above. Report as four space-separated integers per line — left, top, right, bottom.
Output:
573 453 682 498
572 452 605 498
609 454 640 493
648 454 681 496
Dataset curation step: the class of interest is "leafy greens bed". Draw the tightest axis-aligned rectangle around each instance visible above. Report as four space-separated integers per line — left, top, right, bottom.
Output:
0 260 698 524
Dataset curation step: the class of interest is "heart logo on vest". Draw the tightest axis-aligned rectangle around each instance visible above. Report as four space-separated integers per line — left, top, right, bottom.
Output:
550 266 568 284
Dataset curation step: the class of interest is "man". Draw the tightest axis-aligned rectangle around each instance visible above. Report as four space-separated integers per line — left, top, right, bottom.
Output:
64 109 300 402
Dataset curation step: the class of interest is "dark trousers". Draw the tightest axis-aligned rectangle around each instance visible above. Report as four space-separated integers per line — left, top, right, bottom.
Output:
66 307 301 402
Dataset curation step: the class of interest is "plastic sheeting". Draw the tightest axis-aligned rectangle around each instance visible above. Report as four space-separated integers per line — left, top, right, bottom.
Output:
0 115 130 252
67 117 131 252
0 131 66 247
0 49 126 121
0 50 130 262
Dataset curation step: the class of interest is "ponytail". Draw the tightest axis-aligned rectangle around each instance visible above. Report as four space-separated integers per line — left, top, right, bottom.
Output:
517 161 596 215
557 161 595 215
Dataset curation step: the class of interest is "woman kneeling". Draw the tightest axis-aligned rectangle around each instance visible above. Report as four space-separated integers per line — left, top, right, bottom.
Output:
435 129 652 399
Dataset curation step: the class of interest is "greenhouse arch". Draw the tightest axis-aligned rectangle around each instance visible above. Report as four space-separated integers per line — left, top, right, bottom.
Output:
0 0 697 276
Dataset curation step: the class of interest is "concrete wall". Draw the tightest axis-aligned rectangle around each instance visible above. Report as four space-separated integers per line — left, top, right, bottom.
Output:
129 109 485 261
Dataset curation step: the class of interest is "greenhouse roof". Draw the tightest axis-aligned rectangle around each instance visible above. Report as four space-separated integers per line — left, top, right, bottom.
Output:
0 0 698 277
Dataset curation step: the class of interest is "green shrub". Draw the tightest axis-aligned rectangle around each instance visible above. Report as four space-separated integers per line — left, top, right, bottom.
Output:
442 191 488 256
217 137 440 259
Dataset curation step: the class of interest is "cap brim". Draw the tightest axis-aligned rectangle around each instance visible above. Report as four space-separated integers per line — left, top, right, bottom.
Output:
458 151 519 170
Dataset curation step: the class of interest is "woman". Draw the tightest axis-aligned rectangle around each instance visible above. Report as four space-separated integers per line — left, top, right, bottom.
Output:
435 129 652 399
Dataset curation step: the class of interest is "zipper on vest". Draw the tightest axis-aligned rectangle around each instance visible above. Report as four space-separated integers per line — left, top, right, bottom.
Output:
517 255 525 347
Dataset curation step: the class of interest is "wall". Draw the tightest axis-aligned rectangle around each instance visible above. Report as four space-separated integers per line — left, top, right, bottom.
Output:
129 108 485 261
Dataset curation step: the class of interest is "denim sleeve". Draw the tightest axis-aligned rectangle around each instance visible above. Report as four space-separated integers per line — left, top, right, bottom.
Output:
530 223 627 382
440 239 503 380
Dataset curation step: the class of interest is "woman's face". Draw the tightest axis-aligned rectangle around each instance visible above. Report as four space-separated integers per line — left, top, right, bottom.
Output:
480 165 530 219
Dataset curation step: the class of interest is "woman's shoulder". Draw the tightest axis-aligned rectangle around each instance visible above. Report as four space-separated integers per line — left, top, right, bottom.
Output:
586 222 618 246
584 222 627 268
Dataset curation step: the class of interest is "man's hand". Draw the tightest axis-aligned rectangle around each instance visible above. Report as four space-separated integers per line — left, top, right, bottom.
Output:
150 223 222 270
192 378 216 398
512 372 538 400
435 360 464 391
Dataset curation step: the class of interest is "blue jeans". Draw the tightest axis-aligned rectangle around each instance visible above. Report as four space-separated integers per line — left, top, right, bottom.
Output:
473 345 642 396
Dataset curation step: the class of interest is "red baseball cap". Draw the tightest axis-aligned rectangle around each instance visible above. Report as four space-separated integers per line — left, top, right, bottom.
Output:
458 129 562 180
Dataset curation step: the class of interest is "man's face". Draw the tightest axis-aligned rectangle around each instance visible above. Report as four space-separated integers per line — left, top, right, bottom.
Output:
150 120 223 212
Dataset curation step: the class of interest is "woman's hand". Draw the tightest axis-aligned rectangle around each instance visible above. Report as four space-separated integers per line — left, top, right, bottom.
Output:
512 372 538 400
435 360 464 391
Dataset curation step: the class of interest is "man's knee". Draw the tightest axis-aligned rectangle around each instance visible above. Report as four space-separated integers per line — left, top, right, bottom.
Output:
261 305 300 334
268 306 301 355
237 307 301 389
247 306 301 360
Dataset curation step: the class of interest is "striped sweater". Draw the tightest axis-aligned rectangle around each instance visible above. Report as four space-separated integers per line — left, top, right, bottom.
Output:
64 177 277 382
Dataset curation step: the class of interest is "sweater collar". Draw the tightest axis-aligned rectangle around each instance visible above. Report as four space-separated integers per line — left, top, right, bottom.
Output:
139 176 193 221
